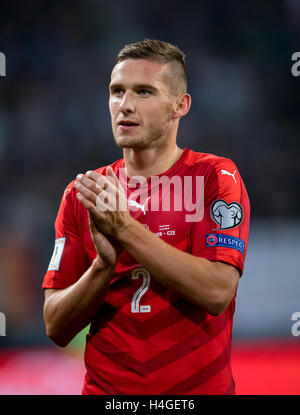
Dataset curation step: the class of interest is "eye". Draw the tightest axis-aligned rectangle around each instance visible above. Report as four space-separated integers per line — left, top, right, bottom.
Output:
139 89 152 96
111 87 124 96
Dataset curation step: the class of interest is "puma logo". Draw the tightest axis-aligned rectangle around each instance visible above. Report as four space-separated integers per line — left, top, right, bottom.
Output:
221 169 237 183
129 197 150 215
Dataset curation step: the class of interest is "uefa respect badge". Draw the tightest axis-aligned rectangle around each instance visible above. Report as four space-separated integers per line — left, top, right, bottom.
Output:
206 233 245 254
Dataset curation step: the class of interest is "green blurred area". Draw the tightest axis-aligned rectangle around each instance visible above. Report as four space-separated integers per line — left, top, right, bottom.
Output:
66 325 90 353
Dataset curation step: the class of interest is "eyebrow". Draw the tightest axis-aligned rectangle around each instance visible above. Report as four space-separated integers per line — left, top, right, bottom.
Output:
109 83 158 93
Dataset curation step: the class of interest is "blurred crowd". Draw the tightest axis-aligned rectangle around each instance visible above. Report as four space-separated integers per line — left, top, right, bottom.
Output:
0 0 299 345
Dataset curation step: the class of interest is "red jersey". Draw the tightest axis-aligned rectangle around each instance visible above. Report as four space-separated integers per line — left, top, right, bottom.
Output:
42 148 250 395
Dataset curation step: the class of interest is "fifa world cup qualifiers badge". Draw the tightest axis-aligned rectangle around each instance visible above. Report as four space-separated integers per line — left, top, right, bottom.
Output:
291 52 300 77
0 52 6 77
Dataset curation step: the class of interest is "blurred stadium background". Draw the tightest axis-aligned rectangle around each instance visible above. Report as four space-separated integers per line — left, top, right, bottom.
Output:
0 0 300 395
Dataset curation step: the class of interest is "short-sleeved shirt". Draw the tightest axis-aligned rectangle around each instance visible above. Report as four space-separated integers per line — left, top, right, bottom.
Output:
43 148 250 395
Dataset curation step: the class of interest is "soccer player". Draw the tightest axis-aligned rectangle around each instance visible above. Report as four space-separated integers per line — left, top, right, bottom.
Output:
43 39 250 395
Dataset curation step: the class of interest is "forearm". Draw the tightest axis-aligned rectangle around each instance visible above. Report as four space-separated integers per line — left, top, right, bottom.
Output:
44 258 115 347
117 219 238 314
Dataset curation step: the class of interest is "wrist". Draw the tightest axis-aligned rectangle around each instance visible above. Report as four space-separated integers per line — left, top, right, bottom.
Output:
114 215 136 243
91 256 107 272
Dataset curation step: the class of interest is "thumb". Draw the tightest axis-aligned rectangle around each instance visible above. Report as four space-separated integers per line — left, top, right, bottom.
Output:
87 211 96 232
107 166 119 183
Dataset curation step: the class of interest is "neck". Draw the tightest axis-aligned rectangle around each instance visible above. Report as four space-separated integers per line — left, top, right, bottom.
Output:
123 143 183 178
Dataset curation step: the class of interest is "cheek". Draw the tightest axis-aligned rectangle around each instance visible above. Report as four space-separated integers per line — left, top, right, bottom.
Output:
141 103 162 121
109 100 119 117
148 104 172 124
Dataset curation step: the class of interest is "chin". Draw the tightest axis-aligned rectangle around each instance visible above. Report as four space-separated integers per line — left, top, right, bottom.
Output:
115 136 146 149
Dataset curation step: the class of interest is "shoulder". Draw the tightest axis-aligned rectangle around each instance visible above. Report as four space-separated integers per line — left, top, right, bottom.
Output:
184 148 239 175
184 149 247 198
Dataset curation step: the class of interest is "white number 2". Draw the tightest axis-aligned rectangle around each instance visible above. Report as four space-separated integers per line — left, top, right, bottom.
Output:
131 268 151 313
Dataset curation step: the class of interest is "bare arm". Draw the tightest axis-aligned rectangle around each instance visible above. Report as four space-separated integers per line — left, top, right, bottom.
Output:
43 211 121 347
44 258 115 347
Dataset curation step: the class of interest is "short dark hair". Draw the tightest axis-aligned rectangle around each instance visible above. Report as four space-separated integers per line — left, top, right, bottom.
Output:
115 39 187 95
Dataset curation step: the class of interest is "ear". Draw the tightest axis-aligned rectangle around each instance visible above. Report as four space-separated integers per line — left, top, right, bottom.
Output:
172 93 192 120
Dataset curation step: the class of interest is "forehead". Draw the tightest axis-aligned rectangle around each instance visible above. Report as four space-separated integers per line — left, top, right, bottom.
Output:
110 59 169 87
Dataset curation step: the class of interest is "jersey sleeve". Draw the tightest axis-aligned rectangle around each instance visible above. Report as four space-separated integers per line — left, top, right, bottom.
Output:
190 157 250 275
42 181 90 289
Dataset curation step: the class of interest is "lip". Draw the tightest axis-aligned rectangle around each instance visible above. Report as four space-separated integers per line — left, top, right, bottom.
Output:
118 124 139 131
117 120 140 131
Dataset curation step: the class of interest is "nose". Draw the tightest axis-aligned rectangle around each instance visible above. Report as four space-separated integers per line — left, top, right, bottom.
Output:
119 91 135 114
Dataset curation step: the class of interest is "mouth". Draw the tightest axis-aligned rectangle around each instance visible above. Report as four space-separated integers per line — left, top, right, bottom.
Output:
117 120 140 131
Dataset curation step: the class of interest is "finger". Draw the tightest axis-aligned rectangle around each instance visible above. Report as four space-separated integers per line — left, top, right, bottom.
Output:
105 168 117 185
75 179 99 205
107 166 120 185
85 169 119 189
87 210 97 232
85 170 104 184
95 175 116 194
87 211 97 239
76 173 102 194
86 169 121 197
106 166 127 201
88 211 103 239
95 190 117 212
82 169 126 211
84 170 115 192
110 172 128 211
77 192 93 209
77 179 114 213
77 192 105 219
87 212 116 265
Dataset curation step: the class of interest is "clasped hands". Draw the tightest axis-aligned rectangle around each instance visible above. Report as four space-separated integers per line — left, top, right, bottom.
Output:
74 166 132 267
